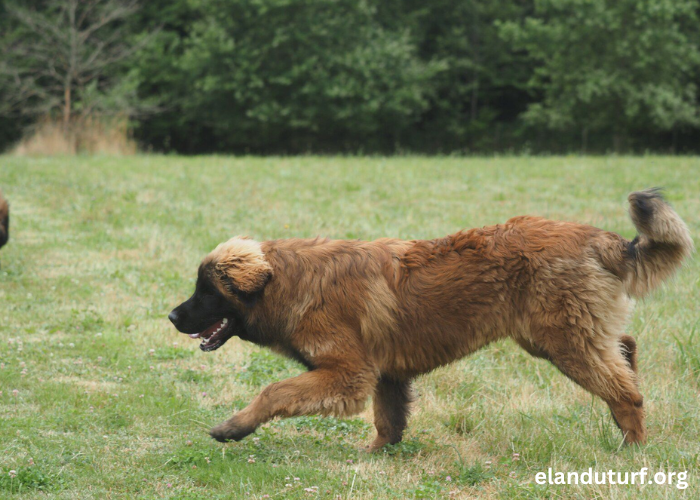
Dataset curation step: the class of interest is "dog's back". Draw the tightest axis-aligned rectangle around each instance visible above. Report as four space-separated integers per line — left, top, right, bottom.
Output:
370 217 606 373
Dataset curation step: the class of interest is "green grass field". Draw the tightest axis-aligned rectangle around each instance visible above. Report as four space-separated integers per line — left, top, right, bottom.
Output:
0 156 698 499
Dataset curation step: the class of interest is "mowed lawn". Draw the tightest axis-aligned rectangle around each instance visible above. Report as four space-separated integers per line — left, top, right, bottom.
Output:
0 156 698 500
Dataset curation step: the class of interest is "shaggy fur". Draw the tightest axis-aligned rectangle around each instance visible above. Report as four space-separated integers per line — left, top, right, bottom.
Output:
170 189 692 448
0 190 8 250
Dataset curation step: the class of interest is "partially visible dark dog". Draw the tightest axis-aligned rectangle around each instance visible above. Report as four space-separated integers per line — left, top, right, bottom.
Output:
0 190 8 249
169 189 692 449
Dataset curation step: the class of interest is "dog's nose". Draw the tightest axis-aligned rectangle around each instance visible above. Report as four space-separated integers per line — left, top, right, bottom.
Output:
168 310 179 326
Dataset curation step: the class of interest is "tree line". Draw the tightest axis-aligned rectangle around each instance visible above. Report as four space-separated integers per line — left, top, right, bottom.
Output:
1 0 699 155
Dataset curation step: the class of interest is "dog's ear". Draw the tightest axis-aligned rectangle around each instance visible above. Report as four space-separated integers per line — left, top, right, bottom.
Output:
215 258 272 295
207 237 273 296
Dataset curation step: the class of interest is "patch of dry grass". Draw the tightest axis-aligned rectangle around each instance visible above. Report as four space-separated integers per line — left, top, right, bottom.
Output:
11 115 136 156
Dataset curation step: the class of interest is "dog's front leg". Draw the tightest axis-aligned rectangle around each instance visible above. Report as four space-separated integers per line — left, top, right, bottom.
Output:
210 367 376 443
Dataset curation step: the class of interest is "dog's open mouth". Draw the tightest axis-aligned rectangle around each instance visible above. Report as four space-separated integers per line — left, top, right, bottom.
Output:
187 318 234 352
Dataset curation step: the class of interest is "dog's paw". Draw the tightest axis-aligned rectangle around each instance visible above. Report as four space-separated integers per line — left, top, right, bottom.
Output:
209 420 256 443
363 435 393 453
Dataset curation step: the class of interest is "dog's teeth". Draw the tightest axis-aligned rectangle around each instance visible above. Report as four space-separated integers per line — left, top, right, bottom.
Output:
222 318 228 325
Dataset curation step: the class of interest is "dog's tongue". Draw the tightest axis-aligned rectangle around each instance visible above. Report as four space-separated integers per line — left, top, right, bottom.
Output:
188 319 224 340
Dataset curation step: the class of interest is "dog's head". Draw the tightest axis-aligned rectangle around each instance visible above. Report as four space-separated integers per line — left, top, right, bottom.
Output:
168 237 272 351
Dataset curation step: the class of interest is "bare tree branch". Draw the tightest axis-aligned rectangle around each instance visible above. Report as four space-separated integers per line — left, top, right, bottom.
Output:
0 0 158 122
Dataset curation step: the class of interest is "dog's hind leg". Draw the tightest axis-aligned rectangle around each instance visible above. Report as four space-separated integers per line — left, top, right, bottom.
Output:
368 377 413 452
210 361 377 443
605 334 640 431
536 326 646 445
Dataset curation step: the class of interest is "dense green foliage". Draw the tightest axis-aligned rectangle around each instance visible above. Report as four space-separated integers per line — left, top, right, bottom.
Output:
1 0 700 153
501 0 700 152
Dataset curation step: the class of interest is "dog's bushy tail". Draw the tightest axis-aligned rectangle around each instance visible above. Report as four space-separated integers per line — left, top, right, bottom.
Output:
625 188 693 297
0 190 8 249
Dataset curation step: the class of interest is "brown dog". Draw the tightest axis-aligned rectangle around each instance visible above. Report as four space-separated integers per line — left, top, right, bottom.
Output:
0 189 9 250
169 189 692 449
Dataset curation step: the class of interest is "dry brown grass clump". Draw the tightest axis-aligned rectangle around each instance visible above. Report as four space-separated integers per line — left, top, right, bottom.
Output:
12 115 137 156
